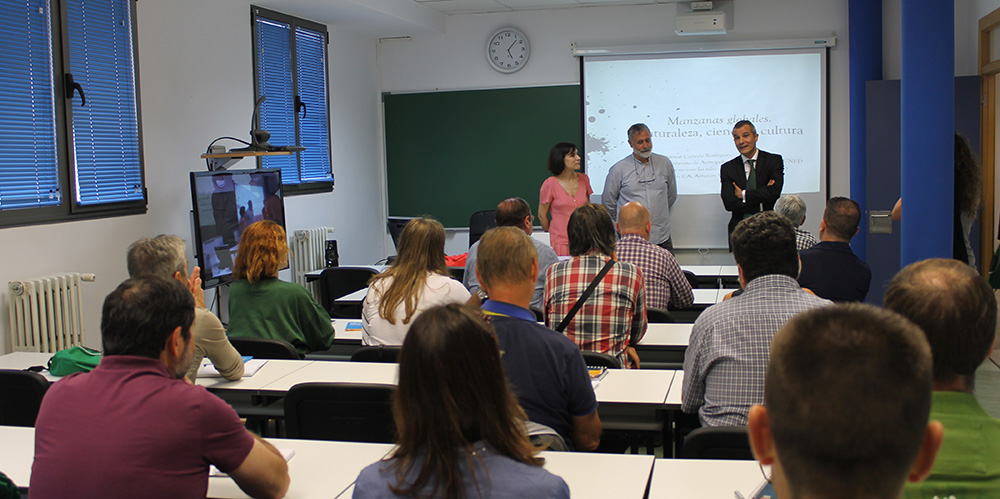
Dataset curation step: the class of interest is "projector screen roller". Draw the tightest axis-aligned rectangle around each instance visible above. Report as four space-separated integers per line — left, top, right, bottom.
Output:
582 47 827 249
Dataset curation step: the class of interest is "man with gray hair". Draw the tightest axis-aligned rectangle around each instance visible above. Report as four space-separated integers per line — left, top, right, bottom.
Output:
774 194 816 250
602 123 679 251
127 235 243 382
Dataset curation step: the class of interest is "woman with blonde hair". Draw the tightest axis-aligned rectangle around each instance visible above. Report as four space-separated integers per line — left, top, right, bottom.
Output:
353 304 569 498
227 220 334 355
362 218 470 345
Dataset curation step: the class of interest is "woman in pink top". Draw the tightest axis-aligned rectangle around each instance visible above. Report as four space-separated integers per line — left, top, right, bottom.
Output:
539 142 593 256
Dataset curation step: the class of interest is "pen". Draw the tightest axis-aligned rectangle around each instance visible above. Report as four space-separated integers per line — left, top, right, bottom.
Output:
734 491 746 499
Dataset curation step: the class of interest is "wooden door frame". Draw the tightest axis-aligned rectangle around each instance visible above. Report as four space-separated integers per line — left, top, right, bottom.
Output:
979 8 1000 274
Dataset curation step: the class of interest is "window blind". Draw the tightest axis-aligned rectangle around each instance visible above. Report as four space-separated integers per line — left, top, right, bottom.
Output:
65 0 143 206
255 17 298 183
0 0 60 210
295 26 332 183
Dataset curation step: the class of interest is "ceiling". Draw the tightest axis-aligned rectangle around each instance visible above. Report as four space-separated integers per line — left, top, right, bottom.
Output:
412 0 687 15
257 0 691 38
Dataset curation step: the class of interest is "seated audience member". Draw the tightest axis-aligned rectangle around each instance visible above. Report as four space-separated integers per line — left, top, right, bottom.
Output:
353 304 569 498
465 197 559 310
30 275 289 499
748 304 942 499
797 197 872 302
363 218 470 345
476 227 601 451
614 201 694 311
774 194 817 250
227 220 334 355
127 234 243 383
883 258 1000 498
683 212 830 426
544 203 646 368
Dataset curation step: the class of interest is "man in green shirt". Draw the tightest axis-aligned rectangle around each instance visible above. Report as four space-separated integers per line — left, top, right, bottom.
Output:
885 258 1000 498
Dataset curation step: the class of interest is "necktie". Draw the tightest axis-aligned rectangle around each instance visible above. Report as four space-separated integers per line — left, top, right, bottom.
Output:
743 159 757 220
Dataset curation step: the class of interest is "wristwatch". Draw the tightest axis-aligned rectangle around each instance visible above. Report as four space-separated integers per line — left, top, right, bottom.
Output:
476 288 488 302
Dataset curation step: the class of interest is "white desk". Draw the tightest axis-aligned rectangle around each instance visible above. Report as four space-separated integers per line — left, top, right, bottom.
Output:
650 458 764 498
0 425 654 499
0 352 58 381
665 370 685 408
331 320 692 348
258 360 399 395
196 359 315 392
331 319 364 342
638 323 693 348
692 288 721 305
335 287 368 304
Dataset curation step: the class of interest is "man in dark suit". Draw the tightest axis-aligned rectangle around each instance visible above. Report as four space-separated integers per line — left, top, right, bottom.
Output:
720 120 784 245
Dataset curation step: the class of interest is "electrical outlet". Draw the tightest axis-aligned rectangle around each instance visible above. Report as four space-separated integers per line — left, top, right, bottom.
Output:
691 1 713 11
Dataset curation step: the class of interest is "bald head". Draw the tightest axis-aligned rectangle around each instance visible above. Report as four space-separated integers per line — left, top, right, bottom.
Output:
616 202 651 239
884 258 997 385
495 197 533 234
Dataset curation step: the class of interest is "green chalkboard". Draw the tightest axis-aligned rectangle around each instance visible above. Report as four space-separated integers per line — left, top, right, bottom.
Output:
384 85 582 228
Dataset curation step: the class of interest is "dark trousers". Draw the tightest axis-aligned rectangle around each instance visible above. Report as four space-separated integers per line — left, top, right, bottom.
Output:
657 237 674 253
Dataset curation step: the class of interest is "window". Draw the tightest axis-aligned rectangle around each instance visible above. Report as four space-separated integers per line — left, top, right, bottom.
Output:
0 0 145 227
251 6 333 194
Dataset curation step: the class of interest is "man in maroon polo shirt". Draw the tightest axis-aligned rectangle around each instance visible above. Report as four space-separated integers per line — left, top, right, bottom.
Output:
30 275 290 499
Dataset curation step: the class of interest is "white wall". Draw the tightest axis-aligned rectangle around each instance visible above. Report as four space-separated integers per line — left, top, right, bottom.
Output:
377 1 849 258
0 0 385 353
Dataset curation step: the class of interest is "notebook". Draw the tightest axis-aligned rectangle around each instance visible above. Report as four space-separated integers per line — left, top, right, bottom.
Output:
197 358 268 378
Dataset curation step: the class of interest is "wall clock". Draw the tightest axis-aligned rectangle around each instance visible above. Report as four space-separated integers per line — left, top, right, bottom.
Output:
487 27 529 73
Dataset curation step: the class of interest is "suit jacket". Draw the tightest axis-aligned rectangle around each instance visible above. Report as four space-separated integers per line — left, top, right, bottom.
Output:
720 149 784 236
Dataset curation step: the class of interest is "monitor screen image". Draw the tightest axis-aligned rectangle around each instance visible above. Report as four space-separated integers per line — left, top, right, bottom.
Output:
190 168 285 287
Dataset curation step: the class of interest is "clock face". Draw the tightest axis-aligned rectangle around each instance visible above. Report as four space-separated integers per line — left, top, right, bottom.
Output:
487 28 529 73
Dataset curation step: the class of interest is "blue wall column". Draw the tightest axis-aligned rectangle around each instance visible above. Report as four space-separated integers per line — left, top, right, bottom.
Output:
900 0 954 266
848 0 882 258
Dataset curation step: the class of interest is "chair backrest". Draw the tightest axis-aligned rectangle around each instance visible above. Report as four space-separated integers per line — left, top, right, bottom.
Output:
229 337 300 360
0 369 50 427
647 308 674 323
530 307 545 322
581 351 622 369
683 270 699 289
350 345 402 363
682 426 754 460
285 382 396 443
469 210 497 248
317 267 379 314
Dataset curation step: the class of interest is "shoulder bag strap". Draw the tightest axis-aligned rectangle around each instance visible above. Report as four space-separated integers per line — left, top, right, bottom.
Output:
556 259 616 333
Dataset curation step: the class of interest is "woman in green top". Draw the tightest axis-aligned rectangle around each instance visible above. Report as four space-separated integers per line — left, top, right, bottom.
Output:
226 220 334 355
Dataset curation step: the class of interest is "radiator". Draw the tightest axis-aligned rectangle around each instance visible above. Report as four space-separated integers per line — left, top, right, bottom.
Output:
8 273 96 353
290 227 332 302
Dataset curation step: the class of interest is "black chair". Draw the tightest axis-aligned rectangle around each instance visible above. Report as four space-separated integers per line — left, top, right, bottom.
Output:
0 369 49 427
469 210 496 248
681 426 754 460
284 382 396 443
318 266 379 318
683 270 699 289
350 345 401 363
530 308 545 322
647 308 674 323
581 351 622 369
229 337 300 360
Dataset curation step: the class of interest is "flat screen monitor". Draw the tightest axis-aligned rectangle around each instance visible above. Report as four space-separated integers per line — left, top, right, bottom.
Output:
387 216 416 250
190 168 286 287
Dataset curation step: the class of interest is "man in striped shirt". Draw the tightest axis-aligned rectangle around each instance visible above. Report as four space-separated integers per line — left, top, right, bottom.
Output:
682 212 830 426
614 201 693 311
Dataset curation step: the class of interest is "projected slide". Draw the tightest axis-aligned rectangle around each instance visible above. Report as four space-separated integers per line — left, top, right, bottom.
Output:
583 51 823 196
